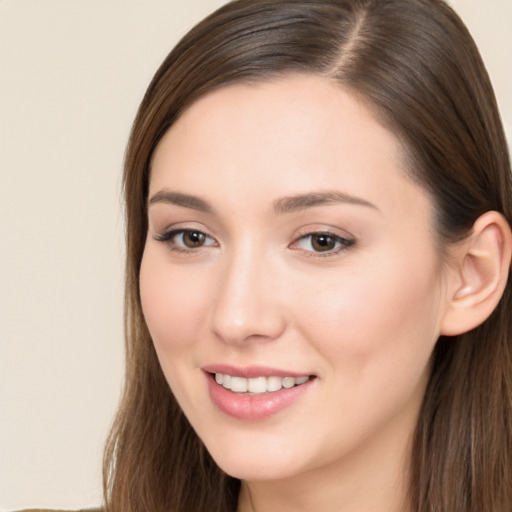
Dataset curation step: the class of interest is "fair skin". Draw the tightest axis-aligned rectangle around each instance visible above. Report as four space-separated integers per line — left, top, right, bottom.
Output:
139 75 478 512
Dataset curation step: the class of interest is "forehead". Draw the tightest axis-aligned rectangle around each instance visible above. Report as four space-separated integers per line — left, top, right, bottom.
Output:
149 74 429 221
155 75 398 157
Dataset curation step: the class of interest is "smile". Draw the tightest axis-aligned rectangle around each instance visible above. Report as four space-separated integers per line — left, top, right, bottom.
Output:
205 368 316 420
214 373 311 395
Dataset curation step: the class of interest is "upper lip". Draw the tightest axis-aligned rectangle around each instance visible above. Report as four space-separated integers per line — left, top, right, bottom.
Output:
202 364 313 379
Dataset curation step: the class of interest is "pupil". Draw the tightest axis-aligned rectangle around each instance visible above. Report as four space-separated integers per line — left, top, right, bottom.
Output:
185 231 205 247
312 234 334 251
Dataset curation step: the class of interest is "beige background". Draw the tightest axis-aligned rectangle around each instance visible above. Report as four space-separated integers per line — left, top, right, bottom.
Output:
0 1 510 510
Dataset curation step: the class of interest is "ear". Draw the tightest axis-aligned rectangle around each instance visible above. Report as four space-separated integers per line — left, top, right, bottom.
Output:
440 211 512 336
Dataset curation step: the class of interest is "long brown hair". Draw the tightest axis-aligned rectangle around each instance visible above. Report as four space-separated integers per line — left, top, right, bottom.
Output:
103 1 512 510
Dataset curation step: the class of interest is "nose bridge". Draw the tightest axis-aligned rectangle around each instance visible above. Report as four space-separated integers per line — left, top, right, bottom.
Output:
210 237 285 344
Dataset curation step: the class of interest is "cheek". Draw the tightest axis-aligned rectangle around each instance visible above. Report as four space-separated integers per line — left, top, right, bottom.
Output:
139 248 210 356
292 255 443 445
294 251 444 375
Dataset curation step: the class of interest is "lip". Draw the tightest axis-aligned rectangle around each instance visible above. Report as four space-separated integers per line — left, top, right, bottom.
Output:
202 364 311 379
203 365 315 421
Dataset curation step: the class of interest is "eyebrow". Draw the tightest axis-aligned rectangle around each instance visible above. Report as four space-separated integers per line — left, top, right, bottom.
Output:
147 189 378 215
148 190 213 213
273 191 379 214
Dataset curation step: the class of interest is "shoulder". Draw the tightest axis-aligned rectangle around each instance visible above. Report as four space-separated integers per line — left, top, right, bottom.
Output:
15 509 102 512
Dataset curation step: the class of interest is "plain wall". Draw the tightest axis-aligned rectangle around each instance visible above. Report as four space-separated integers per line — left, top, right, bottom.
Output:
0 1 510 510
0 2 229 510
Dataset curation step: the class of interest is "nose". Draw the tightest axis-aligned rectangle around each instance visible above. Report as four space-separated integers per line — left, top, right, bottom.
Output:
209 243 287 345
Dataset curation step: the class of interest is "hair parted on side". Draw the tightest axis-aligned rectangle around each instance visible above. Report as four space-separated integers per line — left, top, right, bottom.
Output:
103 1 512 511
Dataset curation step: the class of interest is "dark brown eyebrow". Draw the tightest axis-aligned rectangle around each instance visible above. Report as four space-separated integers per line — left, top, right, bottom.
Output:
148 189 378 215
273 191 379 214
148 190 213 213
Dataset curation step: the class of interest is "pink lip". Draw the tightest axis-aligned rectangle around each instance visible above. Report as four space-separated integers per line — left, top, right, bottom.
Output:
203 367 315 421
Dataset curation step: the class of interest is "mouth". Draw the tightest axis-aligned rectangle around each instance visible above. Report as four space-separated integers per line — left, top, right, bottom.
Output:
212 372 312 395
203 365 317 420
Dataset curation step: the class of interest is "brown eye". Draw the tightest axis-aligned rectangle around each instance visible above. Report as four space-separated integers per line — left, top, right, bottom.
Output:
292 231 355 256
310 233 337 252
155 229 217 251
182 230 206 248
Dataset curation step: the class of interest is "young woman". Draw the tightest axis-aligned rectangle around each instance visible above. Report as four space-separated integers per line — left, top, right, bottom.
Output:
102 0 512 511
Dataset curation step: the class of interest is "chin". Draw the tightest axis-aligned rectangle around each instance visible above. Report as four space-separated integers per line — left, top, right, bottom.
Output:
200 431 314 482
214 455 299 482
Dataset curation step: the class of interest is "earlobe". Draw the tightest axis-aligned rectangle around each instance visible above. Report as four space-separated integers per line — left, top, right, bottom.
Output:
440 211 512 336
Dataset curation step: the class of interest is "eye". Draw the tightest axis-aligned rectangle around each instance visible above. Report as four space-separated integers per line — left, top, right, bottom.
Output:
291 231 355 255
156 229 217 251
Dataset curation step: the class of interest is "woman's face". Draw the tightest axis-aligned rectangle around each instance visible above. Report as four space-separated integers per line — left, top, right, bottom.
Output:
140 75 452 482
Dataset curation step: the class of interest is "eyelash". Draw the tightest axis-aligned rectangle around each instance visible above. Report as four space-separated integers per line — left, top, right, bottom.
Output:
155 229 217 253
154 228 355 257
291 231 355 257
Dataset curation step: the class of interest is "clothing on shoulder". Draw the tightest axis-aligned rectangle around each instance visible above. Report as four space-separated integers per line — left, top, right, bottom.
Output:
16 508 102 512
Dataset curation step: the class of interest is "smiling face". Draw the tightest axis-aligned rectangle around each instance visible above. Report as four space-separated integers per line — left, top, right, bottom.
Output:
140 75 452 488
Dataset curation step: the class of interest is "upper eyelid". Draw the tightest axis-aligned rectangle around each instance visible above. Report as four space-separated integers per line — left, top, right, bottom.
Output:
292 232 355 247
153 222 214 237
297 231 352 241
156 227 216 241
292 224 355 240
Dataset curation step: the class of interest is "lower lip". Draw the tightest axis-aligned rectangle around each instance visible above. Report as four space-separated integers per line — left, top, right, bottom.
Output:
206 373 314 421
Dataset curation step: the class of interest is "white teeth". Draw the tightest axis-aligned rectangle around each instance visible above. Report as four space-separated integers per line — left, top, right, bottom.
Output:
248 376 267 393
214 373 310 394
222 374 231 389
282 376 296 389
230 376 248 393
266 376 282 392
